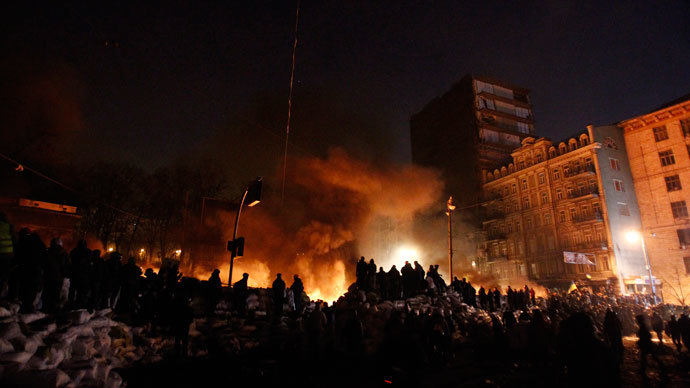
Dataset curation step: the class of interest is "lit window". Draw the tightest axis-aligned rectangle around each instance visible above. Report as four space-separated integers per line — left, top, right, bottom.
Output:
609 158 620 171
665 175 682 192
613 179 625 192
653 125 669 142
671 201 689 219
659 150 676 166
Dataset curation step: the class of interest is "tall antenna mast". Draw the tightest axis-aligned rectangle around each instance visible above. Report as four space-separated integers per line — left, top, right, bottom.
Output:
281 1 300 206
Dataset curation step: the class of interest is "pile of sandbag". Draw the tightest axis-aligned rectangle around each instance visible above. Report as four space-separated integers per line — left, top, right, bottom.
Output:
0 303 172 388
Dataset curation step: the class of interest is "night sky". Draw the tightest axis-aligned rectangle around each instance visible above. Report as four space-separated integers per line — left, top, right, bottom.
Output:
3 1 690 176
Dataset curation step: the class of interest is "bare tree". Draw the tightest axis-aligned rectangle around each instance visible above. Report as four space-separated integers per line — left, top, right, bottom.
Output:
660 266 690 305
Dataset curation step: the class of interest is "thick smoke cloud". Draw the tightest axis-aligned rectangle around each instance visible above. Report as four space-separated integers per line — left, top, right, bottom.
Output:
197 148 443 301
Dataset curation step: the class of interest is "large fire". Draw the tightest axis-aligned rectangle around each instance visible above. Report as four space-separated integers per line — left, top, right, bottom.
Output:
140 149 444 303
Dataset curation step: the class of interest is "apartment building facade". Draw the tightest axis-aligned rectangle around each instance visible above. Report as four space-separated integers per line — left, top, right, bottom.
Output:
477 126 648 291
620 94 690 304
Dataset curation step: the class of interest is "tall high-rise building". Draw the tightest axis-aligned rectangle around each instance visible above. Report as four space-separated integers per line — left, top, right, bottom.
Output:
411 75 535 206
620 94 690 304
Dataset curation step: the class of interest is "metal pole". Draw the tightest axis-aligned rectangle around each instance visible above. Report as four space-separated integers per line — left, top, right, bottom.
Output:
448 208 453 281
229 189 249 286
640 235 657 304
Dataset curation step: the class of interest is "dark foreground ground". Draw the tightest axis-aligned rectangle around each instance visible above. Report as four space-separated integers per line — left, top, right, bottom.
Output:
121 335 690 388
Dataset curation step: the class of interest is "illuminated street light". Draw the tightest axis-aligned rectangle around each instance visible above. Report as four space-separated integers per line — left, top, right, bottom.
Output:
228 177 263 286
626 229 657 304
446 196 456 281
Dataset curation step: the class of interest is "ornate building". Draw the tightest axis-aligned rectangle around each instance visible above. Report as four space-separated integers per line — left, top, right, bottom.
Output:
620 94 690 304
477 126 647 291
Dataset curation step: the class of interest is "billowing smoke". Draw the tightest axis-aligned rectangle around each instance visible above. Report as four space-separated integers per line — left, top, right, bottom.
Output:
194 148 443 301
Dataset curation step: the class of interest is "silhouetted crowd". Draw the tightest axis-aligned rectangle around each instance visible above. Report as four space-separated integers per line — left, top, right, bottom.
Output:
2 220 690 385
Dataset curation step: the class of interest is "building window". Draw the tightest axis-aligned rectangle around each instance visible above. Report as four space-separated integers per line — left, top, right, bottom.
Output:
507 223 513 233
516 221 521 231
538 173 545 185
653 125 669 142
570 208 577 220
553 169 560 180
511 184 517 194
593 202 601 215
681 118 690 137
613 179 625 192
541 192 548 204
556 189 563 200
536 153 543 163
659 150 676 166
684 257 690 274
522 179 528 190
559 211 566 223
544 213 552 225
609 158 620 171
665 175 682 191
677 228 690 247
600 255 610 271
671 201 689 219
523 197 530 209
526 218 532 229
617 202 630 216
581 205 590 216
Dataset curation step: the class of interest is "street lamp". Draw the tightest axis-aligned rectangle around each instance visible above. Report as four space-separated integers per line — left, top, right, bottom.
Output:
446 196 456 281
228 177 263 286
626 230 657 304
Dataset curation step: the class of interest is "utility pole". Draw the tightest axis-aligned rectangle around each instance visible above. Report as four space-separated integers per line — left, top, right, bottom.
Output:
640 234 657 304
446 196 456 281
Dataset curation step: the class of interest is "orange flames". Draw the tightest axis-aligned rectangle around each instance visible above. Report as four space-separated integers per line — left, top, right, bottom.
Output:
182 148 443 303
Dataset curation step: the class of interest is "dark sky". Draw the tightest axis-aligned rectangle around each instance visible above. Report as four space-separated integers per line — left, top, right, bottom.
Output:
3 1 690 173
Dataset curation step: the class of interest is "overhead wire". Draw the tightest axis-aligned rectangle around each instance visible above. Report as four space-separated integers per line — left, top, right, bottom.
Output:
280 0 300 207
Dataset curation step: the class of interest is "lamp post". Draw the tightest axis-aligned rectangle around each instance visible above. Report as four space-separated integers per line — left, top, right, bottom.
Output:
228 177 263 286
446 196 456 281
626 230 657 304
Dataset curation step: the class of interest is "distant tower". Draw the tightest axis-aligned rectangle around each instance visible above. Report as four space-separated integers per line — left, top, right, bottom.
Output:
410 75 534 206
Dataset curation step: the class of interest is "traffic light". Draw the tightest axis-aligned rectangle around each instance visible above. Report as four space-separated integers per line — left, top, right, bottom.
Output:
227 237 245 257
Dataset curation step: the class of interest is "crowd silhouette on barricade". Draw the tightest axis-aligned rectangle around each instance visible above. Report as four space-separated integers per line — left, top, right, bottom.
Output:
2 222 690 386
